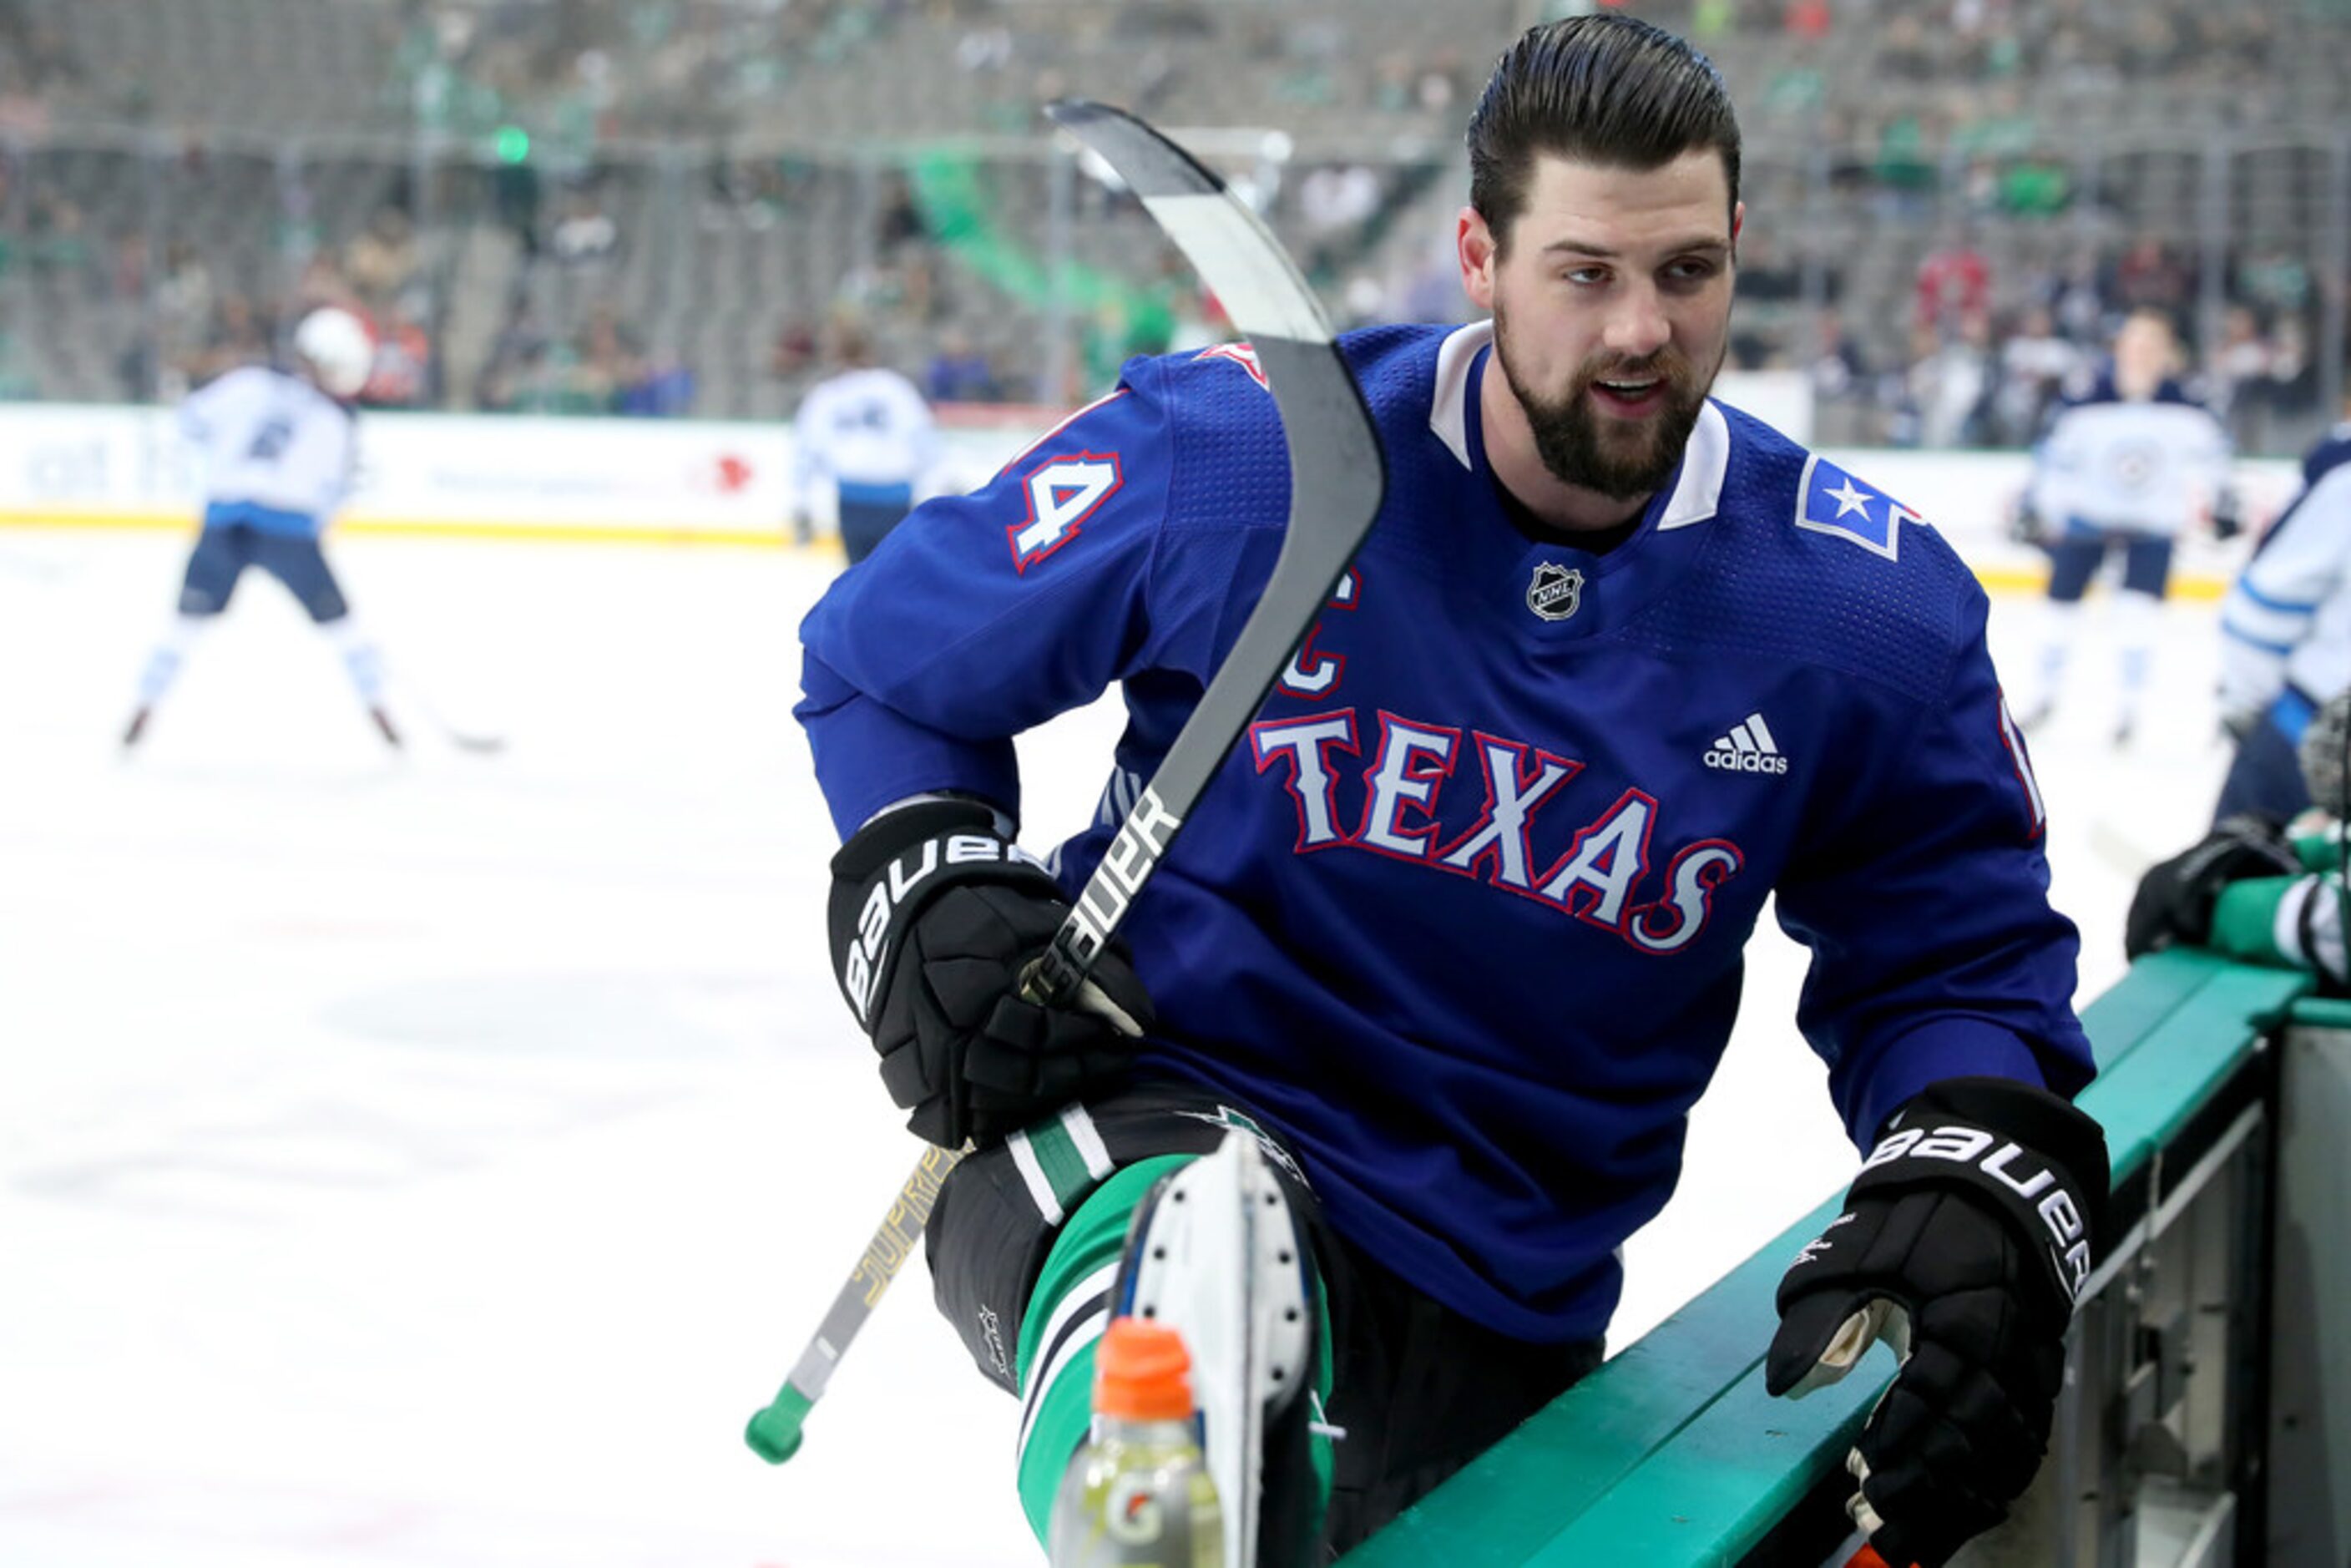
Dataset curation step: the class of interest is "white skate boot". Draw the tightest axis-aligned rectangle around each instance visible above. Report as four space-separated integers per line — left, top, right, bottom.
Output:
1112 1129 1322 1568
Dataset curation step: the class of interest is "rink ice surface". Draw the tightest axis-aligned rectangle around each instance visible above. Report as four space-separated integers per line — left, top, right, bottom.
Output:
0 525 2232 1567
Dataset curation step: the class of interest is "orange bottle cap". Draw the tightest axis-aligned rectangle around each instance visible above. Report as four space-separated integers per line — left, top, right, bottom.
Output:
1093 1317 1197 1423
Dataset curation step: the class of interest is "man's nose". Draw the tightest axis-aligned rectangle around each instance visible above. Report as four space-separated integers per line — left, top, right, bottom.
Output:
1602 286 1671 361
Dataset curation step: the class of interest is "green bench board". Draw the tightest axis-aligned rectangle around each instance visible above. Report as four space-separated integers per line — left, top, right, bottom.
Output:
2081 947 2247 1070
1338 1193 1845 1566
2285 994 2351 1030
2080 962 2308 1183
1339 950 2312 1565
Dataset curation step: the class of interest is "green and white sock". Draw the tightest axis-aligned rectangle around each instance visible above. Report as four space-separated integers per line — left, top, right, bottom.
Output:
1010 1152 1337 1548
1014 1155 1192 1543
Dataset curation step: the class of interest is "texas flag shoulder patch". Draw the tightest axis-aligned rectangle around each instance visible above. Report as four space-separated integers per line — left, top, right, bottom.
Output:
1191 341 1269 391
1793 453 1923 562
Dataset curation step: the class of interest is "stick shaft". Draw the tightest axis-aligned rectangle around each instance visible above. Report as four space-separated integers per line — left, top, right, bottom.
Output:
784 1142 964 1401
743 1142 964 1463
748 100 1383 1467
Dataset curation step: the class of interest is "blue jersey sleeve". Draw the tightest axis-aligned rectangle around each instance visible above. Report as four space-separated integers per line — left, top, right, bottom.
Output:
1775 586 2092 1145
796 360 1200 838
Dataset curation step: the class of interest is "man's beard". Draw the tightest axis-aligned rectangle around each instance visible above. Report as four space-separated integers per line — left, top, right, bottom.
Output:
1491 298 1718 502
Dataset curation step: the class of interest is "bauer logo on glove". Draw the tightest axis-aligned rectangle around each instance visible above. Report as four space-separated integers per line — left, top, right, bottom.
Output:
837 827 1054 1024
826 797 1155 1149
1856 1118 2094 1301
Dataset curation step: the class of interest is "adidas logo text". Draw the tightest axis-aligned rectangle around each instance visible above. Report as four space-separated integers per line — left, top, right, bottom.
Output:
1704 712 1788 776
1706 750 1787 774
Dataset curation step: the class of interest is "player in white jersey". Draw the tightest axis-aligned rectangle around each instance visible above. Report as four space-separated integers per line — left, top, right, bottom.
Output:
788 325 942 564
122 307 397 749
2212 399 2351 822
2016 308 2237 744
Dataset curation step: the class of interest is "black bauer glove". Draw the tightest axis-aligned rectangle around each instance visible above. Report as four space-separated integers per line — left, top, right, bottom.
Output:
2123 813 2299 961
1766 1077 2110 1568
828 798 1154 1149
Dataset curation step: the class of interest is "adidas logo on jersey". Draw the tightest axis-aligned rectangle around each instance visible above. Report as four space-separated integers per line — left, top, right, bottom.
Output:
1704 712 1788 775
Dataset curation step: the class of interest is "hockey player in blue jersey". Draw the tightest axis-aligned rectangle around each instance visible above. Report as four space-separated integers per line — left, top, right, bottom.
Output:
122 306 398 750
795 18 2106 1567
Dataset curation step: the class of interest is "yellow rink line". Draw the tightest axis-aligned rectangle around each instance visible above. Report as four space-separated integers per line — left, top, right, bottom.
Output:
0 510 2226 599
1975 566 2226 601
0 508 823 553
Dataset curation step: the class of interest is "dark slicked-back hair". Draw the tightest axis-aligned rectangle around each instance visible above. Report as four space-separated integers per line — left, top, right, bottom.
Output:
1467 15 1741 253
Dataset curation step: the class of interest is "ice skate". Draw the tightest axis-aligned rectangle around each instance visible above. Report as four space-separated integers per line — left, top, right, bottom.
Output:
1113 1129 1322 1568
120 706 152 749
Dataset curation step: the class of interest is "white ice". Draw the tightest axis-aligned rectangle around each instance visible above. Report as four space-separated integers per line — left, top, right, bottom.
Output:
0 527 2227 1567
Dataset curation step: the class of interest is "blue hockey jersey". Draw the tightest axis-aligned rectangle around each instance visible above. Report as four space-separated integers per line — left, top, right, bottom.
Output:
797 322 2092 1344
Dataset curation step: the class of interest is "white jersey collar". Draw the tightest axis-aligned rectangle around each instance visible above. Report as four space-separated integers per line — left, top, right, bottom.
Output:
1428 318 1729 533
1657 402 1730 532
1428 320 1494 470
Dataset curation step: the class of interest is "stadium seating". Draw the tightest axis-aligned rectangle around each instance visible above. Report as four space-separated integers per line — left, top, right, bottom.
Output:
0 0 2340 452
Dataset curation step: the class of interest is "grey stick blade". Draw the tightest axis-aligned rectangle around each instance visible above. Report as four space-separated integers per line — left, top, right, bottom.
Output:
1046 99 1337 348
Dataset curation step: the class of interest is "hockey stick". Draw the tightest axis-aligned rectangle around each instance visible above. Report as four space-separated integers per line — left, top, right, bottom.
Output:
744 99 1386 1467
396 673 508 755
427 716 508 756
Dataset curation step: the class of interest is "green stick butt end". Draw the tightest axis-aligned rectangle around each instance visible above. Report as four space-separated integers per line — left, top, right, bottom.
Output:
745 1384 814 1464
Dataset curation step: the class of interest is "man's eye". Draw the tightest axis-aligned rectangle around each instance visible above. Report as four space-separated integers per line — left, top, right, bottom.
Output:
1561 266 1608 286
1666 259 1719 283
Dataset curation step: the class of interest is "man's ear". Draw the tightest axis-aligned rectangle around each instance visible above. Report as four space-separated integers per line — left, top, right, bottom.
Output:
1458 205 1498 312
1730 200 1745 264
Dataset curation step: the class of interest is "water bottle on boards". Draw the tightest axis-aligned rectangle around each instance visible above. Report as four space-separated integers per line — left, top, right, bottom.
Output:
1046 1315 1223 1567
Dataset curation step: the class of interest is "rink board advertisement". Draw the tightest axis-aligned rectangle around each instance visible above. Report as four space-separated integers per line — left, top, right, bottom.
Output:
0 404 809 542
0 398 2298 594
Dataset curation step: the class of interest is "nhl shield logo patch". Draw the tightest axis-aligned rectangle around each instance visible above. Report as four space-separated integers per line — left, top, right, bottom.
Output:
1527 562 1584 622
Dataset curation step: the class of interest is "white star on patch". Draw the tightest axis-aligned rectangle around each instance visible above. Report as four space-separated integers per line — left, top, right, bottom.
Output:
1794 453 1910 561
1825 475 1875 518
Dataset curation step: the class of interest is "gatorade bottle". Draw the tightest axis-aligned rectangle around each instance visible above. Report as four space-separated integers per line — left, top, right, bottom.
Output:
1046 1316 1224 1567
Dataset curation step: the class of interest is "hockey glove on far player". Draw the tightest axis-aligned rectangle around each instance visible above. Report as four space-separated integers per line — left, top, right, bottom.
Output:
2004 494 2047 549
828 798 1154 1150
2124 813 2299 960
2210 489 2245 543
1766 1076 2109 1568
